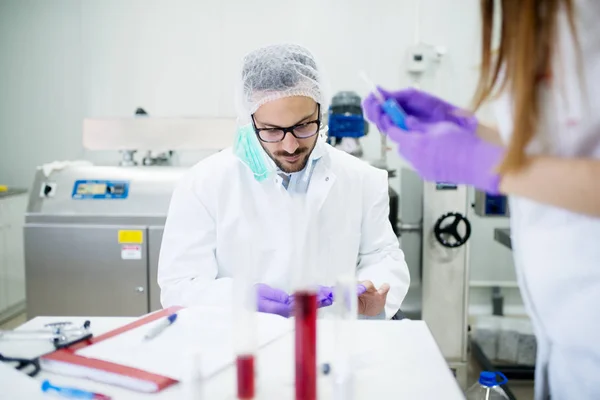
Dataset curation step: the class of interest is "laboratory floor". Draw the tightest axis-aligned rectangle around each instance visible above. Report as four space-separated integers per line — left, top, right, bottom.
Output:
0 313 535 399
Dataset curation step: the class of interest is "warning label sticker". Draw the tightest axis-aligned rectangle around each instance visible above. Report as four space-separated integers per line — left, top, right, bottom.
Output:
121 244 142 260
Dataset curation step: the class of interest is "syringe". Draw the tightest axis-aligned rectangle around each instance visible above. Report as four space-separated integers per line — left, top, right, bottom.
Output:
359 71 408 130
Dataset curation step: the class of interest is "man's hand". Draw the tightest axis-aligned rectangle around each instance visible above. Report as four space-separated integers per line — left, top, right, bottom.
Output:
288 285 334 312
257 284 335 319
357 280 390 317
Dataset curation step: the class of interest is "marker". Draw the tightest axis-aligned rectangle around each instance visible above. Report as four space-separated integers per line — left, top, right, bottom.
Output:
41 380 112 400
144 313 178 341
359 71 408 130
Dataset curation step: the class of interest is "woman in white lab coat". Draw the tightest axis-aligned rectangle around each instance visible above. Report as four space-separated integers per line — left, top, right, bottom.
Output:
364 1 600 399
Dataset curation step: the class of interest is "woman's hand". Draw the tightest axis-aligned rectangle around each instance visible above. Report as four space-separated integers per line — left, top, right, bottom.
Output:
363 86 505 194
377 119 505 194
362 87 478 134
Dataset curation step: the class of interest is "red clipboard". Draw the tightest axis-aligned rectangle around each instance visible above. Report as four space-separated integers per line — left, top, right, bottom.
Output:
40 306 183 393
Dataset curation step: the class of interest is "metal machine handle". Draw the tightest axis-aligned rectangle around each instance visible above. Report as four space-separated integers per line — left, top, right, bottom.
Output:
397 220 423 233
135 286 145 293
433 212 471 248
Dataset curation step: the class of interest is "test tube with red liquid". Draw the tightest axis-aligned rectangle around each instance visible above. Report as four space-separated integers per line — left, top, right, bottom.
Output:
236 354 255 399
290 196 320 400
234 298 256 399
294 289 317 400
233 234 258 400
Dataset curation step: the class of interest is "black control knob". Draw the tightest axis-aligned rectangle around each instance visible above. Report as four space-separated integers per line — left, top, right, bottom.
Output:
433 212 472 248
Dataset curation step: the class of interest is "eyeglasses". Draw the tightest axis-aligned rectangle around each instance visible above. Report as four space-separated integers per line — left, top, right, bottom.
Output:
252 104 321 143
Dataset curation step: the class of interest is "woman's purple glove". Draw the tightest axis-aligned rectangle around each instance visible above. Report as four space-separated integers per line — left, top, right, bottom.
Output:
362 88 504 194
393 121 504 194
363 88 478 133
256 283 292 318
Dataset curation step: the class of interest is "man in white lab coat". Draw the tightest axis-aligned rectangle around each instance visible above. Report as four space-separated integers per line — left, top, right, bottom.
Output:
158 44 410 319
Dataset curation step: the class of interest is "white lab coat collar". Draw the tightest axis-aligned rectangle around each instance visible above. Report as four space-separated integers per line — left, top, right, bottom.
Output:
308 134 327 161
269 136 336 212
303 137 336 211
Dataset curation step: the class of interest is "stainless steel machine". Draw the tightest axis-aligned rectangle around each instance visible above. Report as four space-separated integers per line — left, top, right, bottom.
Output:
397 170 474 387
398 169 511 387
24 165 187 317
421 181 472 386
24 115 237 318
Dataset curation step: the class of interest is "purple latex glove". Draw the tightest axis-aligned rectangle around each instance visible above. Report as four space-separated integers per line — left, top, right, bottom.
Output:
362 88 478 134
326 284 367 304
388 121 505 194
256 283 292 318
316 286 334 307
288 286 334 310
357 284 367 296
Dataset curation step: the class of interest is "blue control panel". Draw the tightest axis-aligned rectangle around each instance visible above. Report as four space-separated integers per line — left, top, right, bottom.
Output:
483 194 508 216
72 180 129 200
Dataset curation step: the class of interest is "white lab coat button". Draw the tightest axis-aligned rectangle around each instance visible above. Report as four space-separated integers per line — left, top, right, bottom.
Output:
325 177 329 181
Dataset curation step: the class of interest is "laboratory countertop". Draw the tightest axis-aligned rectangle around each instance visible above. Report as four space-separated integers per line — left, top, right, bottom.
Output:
494 228 512 250
0 188 28 199
1 314 466 399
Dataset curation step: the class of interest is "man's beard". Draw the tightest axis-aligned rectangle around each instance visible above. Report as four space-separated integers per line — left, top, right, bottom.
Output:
264 141 317 174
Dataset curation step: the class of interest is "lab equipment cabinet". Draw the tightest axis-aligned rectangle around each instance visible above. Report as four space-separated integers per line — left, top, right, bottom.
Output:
24 166 186 318
0 189 28 324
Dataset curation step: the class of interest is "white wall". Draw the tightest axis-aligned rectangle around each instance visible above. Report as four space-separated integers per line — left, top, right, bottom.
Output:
0 0 83 187
0 0 520 314
1 0 481 181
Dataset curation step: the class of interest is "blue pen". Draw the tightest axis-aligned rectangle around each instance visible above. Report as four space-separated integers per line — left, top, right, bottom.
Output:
359 71 408 130
144 313 178 340
41 380 111 399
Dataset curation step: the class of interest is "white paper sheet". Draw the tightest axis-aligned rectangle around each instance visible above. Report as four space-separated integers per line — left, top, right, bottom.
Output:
75 306 292 381
0 362 48 399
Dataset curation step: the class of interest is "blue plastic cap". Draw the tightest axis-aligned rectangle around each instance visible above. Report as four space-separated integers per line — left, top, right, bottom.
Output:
479 372 497 386
168 313 178 323
479 371 508 387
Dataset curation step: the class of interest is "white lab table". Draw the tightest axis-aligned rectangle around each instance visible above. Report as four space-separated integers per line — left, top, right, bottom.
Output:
1 316 466 399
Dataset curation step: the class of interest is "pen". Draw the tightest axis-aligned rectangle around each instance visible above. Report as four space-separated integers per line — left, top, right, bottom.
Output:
41 380 112 400
144 313 178 340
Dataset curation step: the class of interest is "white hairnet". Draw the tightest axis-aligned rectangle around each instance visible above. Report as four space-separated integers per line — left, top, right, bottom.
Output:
235 43 330 125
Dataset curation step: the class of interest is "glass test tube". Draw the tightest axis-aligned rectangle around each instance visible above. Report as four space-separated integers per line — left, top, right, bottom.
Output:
332 275 358 400
358 71 408 130
290 196 318 400
327 192 359 400
181 351 203 400
233 235 257 400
